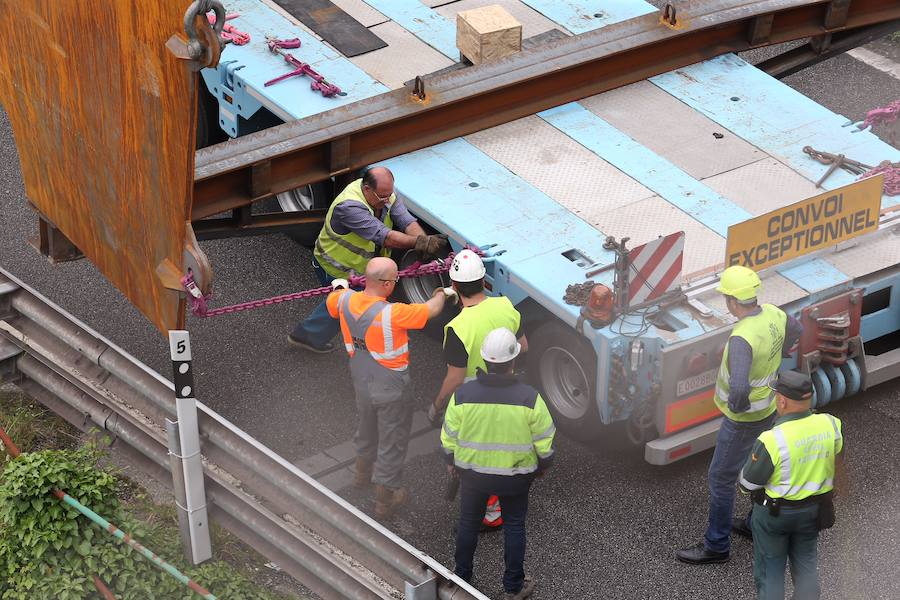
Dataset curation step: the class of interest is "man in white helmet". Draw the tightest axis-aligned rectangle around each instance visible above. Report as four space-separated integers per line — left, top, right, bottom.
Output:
441 327 555 600
429 248 528 530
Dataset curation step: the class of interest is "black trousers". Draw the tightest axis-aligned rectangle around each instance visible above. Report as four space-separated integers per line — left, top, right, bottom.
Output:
454 471 533 594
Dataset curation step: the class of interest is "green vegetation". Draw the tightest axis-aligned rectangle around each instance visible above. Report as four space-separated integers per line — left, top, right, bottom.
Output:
0 389 76 458
0 390 291 600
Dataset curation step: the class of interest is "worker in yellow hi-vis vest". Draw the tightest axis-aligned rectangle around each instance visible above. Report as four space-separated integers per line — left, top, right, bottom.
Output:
739 370 842 600
441 328 554 600
677 265 802 565
288 166 448 353
428 249 528 531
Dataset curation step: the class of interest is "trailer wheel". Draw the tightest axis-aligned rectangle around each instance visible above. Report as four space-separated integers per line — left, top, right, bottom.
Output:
393 247 454 338
276 182 330 247
527 321 600 442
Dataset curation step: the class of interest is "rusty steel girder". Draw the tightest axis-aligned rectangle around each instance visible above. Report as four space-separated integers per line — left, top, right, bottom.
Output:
0 1 220 334
192 0 900 220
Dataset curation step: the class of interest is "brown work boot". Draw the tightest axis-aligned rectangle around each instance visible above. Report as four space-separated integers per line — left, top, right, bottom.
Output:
353 458 373 489
502 576 535 600
374 484 409 519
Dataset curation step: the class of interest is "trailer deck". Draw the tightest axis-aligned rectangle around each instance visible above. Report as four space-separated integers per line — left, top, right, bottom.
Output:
200 0 900 432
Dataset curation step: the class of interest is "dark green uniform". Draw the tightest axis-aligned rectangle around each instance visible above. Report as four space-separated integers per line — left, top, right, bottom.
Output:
739 410 843 600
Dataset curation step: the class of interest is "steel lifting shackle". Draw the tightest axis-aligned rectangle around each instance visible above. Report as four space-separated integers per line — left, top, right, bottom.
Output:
184 0 226 65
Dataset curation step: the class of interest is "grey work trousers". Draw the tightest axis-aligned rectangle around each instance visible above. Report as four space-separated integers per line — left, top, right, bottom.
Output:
354 391 414 488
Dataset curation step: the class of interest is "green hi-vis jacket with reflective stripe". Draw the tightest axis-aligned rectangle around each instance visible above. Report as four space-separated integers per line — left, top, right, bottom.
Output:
440 372 555 476
314 179 393 278
443 296 520 379
715 303 787 422
739 410 843 501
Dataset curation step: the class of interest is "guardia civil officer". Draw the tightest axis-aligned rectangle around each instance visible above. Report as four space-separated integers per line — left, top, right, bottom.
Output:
739 370 842 599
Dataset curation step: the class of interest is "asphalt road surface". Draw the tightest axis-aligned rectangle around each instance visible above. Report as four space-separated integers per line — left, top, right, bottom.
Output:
1 37 900 600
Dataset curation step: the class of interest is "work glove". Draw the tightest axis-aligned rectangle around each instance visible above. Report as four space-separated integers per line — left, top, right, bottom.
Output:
433 286 458 305
331 278 349 290
414 234 449 260
427 403 444 428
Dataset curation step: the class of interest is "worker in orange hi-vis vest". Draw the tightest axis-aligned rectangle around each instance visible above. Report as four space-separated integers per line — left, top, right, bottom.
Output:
327 256 453 519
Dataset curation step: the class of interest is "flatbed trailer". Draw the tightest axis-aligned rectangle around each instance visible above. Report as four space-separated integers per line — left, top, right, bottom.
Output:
190 0 900 463
3 0 900 464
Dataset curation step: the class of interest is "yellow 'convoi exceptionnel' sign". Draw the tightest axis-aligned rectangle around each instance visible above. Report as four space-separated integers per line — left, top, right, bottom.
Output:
725 175 883 271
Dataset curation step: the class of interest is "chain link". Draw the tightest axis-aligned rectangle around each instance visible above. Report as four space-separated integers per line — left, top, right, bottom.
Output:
859 161 900 196
183 249 478 318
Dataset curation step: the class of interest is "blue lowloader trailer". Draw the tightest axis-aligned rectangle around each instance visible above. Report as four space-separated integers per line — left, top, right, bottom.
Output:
197 0 900 464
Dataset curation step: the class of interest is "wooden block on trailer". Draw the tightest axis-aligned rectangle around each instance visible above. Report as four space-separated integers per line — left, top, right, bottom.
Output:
456 5 522 65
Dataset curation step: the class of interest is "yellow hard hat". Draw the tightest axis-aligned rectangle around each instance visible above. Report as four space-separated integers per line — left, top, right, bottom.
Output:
716 265 761 301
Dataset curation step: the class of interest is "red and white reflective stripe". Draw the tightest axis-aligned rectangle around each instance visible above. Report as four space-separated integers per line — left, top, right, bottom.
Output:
626 231 685 304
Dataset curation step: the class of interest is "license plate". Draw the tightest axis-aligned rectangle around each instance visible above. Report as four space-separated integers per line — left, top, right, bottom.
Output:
676 368 717 397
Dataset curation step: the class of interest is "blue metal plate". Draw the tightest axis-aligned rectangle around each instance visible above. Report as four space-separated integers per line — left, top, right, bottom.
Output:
201 0 387 136
520 0 655 33
361 0 458 59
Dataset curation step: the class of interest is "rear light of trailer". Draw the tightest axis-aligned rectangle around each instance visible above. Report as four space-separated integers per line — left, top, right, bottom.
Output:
664 389 718 434
669 445 692 461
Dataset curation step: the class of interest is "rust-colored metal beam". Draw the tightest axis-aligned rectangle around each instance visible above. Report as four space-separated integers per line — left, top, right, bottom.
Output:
757 18 900 78
192 0 900 220
0 1 220 334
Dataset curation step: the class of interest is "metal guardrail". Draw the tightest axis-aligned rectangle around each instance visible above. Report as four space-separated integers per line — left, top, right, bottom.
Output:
0 267 486 600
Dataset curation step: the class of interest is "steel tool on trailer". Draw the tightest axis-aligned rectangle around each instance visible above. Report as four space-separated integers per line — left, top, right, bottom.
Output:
803 146 873 187
264 37 343 97
207 12 250 45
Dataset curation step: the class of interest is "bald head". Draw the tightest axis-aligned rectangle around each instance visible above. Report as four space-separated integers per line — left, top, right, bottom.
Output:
365 257 398 298
361 167 395 210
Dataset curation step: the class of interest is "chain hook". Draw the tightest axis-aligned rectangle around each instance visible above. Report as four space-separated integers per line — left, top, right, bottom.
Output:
184 0 225 63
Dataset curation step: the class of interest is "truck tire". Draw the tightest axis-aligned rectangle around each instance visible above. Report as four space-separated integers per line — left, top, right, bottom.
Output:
527 321 601 442
393 247 454 338
275 182 330 247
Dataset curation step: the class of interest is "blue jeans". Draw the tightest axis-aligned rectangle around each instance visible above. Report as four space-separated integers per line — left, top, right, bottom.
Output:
291 260 341 348
704 413 776 553
752 504 820 600
454 472 531 594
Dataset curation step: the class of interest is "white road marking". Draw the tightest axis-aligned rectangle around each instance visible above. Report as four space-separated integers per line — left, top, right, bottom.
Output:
847 47 900 81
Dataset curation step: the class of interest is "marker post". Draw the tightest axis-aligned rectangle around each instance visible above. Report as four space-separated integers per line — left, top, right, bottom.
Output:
168 330 212 564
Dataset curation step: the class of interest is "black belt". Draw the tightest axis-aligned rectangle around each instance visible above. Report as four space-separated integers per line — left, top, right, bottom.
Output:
753 490 833 508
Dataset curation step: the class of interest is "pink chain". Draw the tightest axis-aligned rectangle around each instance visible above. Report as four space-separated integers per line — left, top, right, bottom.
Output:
182 250 475 318
860 99 900 130
859 161 900 196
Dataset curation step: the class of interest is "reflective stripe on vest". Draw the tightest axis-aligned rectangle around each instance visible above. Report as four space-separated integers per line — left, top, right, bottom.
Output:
452 458 538 476
443 296 520 378
441 385 555 475
337 292 408 371
714 303 787 422
314 180 393 278
758 413 842 500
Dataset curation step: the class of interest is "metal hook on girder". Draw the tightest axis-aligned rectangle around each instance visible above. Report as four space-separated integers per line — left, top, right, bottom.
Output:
413 76 426 101
661 3 678 28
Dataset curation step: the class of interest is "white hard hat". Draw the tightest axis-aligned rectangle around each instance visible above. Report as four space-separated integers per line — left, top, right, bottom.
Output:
449 249 486 283
480 328 521 363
